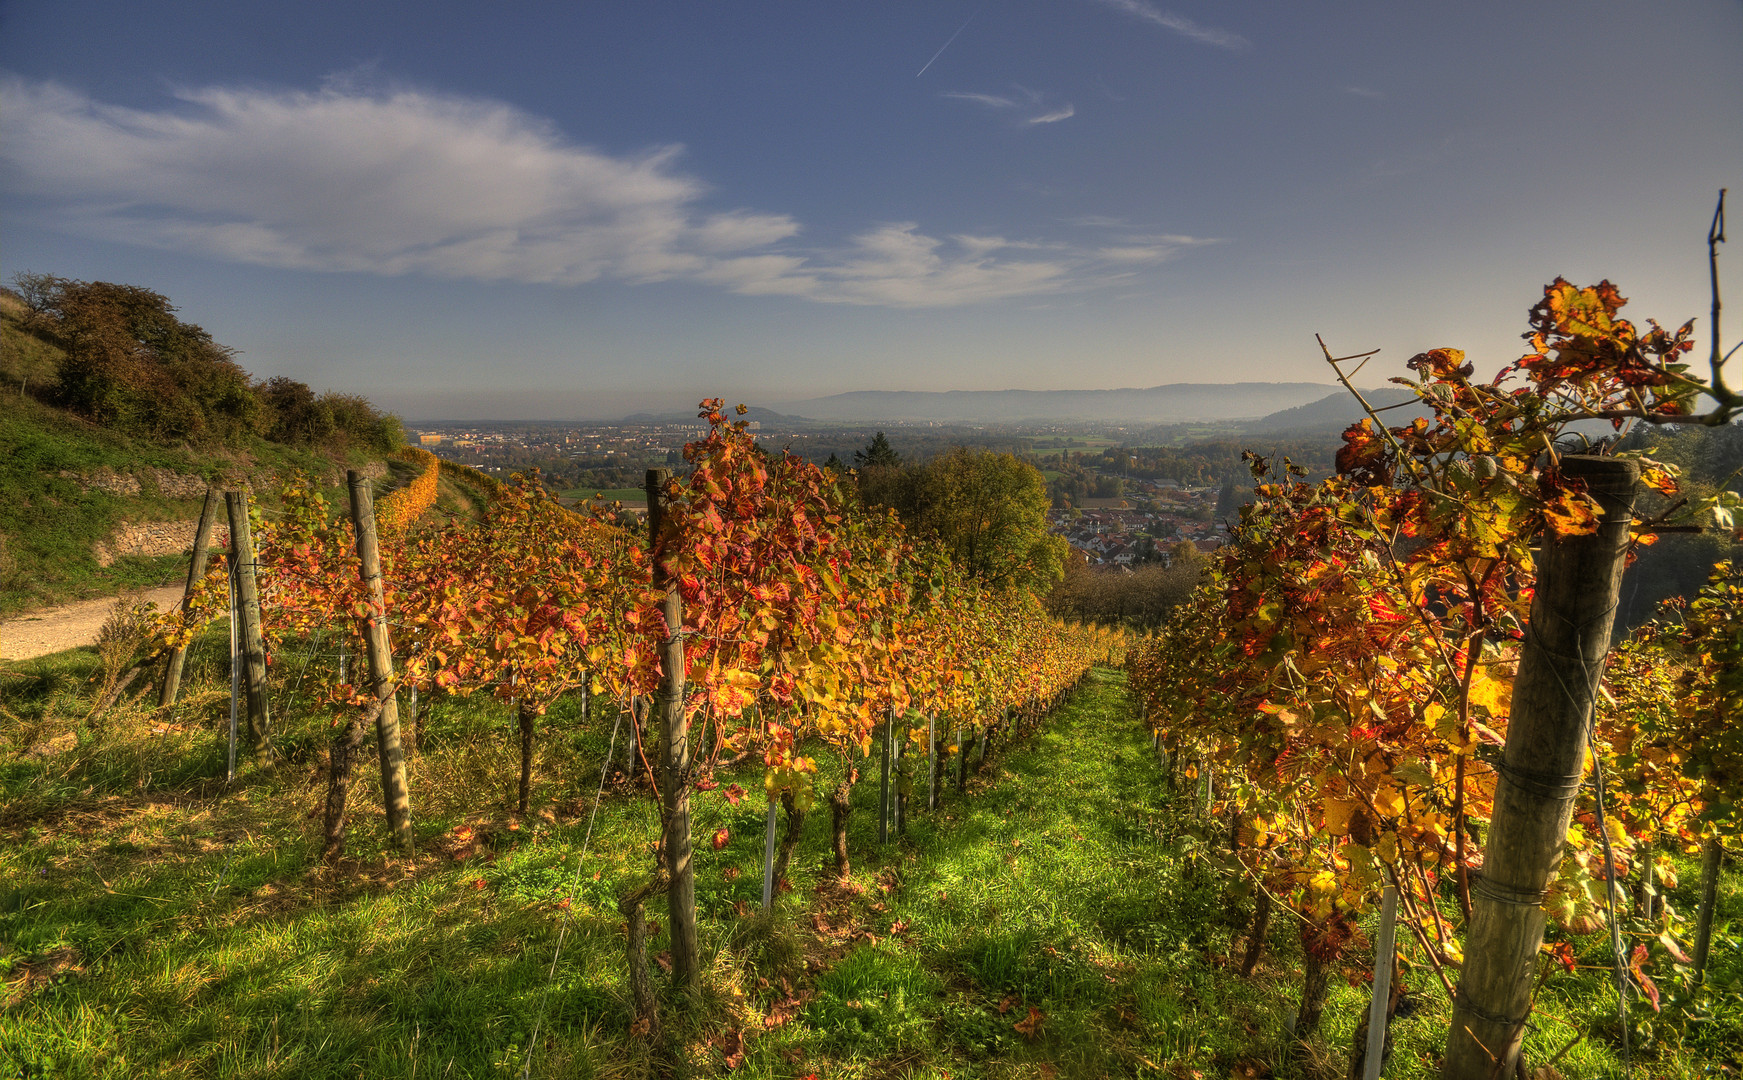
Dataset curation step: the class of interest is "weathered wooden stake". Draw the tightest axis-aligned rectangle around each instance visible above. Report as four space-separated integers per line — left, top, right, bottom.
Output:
1693 834 1725 983
955 726 967 792
894 722 908 837
348 470 414 850
927 713 938 811
878 702 893 844
761 797 779 910
160 488 221 708
647 467 699 991
1357 884 1398 1080
225 491 272 765
1443 456 1638 1079
226 561 239 783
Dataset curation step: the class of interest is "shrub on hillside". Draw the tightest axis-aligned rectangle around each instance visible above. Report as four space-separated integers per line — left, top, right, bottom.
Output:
8 274 402 455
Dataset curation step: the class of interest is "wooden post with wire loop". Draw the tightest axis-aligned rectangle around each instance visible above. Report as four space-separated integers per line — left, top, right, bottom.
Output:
160 487 221 708
647 466 700 992
348 469 414 850
225 490 273 766
1442 455 1638 1079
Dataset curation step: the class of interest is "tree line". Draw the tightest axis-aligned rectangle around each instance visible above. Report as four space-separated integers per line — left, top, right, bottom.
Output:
4 274 402 453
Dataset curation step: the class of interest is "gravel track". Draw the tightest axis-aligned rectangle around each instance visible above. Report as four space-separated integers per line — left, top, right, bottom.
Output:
0 586 187 663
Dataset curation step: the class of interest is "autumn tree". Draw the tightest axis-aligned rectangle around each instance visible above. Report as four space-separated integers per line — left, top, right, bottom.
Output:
881 447 1067 595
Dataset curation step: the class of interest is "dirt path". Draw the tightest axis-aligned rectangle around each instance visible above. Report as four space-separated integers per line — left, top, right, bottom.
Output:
0 585 187 663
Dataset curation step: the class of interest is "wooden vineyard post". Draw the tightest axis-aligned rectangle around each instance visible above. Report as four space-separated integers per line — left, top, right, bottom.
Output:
1353 884 1399 1080
761 797 779 911
1442 455 1639 1079
1693 834 1725 983
224 491 273 765
878 702 893 844
647 467 699 992
894 720 908 837
927 714 938 811
348 471 414 850
226 558 239 783
160 487 221 708
955 726 968 792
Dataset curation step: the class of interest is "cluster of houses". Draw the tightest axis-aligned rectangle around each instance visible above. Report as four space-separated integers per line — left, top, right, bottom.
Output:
1048 492 1228 568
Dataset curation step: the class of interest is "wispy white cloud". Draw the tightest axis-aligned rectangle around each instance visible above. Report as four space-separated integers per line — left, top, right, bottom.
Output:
1089 0 1249 50
0 75 1197 308
941 90 1019 109
944 85 1075 126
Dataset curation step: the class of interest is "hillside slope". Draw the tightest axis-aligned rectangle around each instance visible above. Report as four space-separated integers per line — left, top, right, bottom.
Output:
0 284 398 617
0 393 392 617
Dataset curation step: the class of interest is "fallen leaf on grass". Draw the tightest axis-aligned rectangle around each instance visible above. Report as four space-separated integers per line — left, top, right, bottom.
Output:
470 878 486 890
715 1028 745 1069
997 994 1018 1015
655 951 672 972
1013 1005 1044 1040
724 783 746 805
724 866 741 880
712 828 731 850
764 993 807 1028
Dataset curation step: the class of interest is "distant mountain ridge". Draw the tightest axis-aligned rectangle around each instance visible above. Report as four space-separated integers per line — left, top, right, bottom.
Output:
1243 387 1426 434
774 384 1338 424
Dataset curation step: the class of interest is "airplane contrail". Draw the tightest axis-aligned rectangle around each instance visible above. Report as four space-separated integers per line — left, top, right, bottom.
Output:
917 3 988 78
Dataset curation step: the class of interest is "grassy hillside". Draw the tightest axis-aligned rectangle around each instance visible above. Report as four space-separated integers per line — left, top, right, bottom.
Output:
0 289 397 617
0 394 392 616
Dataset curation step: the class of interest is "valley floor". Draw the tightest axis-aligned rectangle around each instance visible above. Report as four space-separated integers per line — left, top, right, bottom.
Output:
1 657 1737 1078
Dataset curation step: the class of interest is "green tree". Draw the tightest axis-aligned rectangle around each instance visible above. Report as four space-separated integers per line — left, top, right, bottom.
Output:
853 431 902 468
28 276 263 443
1214 475 1241 518
881 447 1066 595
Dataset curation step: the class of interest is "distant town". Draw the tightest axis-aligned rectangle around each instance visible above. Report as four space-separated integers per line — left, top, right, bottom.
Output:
410 417 1260 568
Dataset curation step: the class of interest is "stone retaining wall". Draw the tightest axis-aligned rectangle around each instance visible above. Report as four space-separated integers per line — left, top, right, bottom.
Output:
58 461 386 498
94 521 232 567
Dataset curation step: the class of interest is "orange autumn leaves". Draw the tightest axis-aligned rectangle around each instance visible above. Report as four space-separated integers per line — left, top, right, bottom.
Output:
161 397 1094 804
1130 276 1712 947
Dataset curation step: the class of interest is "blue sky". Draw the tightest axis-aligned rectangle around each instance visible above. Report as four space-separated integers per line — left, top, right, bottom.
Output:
2 1 1739 419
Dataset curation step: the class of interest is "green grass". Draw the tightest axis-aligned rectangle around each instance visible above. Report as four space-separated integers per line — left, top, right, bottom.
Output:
1 657 1738 1079
0 396 388 617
